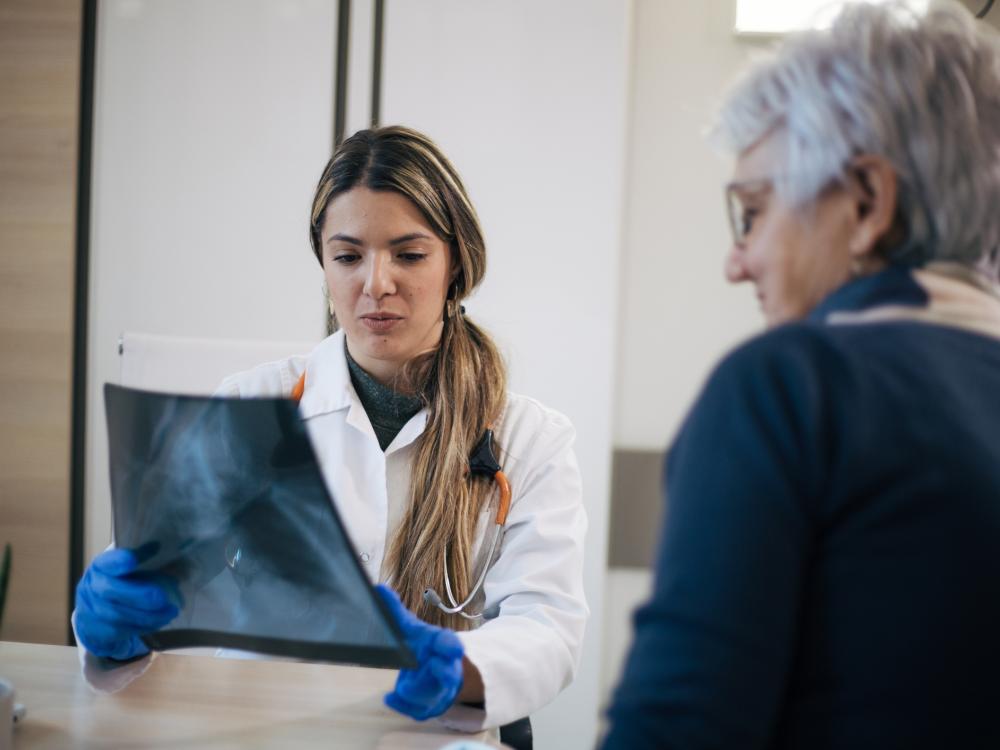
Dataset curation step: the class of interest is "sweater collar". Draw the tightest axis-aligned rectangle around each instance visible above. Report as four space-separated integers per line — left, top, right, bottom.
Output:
296 330 430 453
807 265 928 321
810 264 1000 341
344 345 425 427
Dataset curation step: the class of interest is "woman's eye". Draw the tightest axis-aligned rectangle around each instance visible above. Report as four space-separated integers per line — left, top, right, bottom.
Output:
398 252 427 263
741 209 759 236
332 252 360 264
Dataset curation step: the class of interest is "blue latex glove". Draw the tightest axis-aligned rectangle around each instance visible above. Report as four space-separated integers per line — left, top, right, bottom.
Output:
74 548 181 661
375 584 465 720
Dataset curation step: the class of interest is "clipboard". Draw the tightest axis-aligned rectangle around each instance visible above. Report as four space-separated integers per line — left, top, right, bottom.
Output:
104 383 417 669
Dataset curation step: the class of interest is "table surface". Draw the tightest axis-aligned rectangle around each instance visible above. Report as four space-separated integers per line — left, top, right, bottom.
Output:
0 641 502 749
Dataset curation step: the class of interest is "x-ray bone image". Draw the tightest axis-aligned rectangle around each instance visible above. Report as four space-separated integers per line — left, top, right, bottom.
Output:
104 384 415 669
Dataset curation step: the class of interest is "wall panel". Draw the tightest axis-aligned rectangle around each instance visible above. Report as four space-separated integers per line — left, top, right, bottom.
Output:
0 0 81 643
382 2 630 746
85 0 337 561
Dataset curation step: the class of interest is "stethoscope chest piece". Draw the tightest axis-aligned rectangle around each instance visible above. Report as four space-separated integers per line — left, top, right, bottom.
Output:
469 429 501 477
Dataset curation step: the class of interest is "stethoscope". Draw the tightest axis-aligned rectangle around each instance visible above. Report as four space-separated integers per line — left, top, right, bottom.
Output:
291 371 511 620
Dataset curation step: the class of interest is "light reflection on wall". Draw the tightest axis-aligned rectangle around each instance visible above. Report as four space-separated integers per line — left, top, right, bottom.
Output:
735 0 929 34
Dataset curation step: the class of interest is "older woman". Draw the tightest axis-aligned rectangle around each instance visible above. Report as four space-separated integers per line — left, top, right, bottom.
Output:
603 2 1000 748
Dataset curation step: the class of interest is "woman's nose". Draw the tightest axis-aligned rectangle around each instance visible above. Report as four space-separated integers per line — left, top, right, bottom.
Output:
724 244 751 284
363 254 396 298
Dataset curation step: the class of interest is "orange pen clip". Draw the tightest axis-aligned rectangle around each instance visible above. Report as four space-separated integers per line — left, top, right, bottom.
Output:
291 372 306 403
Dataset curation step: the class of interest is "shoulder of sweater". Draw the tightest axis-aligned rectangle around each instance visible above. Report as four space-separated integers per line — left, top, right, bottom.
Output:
687 321 865 434
711 320 852 387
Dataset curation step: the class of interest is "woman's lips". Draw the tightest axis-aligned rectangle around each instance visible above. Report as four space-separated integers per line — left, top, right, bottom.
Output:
361 315 403 332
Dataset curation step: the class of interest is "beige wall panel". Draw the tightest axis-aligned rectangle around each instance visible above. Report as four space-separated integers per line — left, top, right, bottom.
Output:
0 0 81 644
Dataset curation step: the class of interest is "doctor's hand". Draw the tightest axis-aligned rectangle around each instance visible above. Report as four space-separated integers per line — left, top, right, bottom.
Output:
375 584 465 721
74 548 181 661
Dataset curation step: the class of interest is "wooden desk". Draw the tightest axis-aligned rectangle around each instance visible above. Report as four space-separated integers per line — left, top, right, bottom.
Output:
0 642 502 749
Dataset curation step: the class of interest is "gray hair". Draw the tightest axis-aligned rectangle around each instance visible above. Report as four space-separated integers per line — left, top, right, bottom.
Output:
712 0 1000 278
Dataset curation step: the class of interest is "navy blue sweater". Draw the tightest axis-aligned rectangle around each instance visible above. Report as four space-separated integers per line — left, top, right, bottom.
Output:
603 268 1000 749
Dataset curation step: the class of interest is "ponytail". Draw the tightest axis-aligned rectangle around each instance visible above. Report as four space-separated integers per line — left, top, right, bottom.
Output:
385 311 507 628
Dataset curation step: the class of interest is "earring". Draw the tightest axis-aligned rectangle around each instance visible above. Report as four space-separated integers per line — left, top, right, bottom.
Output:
443 298 467 320
322 283 338 333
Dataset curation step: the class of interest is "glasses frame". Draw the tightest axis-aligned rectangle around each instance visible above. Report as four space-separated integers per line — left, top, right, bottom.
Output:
724 160 864 247
724 177 775 247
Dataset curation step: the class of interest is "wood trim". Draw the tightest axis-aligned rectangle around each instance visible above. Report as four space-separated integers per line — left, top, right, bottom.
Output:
608 448 666 568
0 0 82 644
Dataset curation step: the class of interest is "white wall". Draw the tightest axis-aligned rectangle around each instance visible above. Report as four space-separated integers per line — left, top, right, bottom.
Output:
85 0 336 560
600 0 774 726
380 3 629 748
615 0 765 453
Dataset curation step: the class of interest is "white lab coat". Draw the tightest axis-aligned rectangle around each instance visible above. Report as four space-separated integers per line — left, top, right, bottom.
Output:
78 330 588 731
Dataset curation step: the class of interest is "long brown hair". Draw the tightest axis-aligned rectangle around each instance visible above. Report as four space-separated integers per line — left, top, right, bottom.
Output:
309 126 507 628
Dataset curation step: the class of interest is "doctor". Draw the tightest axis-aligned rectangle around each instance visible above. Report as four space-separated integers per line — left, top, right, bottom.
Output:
73 126 588 732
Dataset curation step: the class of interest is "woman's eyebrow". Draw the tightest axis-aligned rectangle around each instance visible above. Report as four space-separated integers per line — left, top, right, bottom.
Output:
326 233 363 245
389 232 433 246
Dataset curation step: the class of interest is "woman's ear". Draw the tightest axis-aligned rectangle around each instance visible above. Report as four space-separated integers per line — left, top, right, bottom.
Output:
847 154 899 260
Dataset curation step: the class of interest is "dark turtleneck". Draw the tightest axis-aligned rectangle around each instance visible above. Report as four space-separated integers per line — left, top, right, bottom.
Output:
344 343 424 451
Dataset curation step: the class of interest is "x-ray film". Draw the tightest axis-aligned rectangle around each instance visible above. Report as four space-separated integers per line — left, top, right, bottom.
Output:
104 384 417 669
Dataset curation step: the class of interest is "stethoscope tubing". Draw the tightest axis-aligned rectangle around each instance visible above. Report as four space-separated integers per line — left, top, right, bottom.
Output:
428 468 511 618
428 524 504 620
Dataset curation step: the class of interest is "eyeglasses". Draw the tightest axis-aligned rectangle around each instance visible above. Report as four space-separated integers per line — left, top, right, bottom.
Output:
725 164 863 246
724 177 774 247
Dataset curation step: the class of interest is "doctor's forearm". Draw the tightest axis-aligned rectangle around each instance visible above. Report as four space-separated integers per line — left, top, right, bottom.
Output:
457 656 484 703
